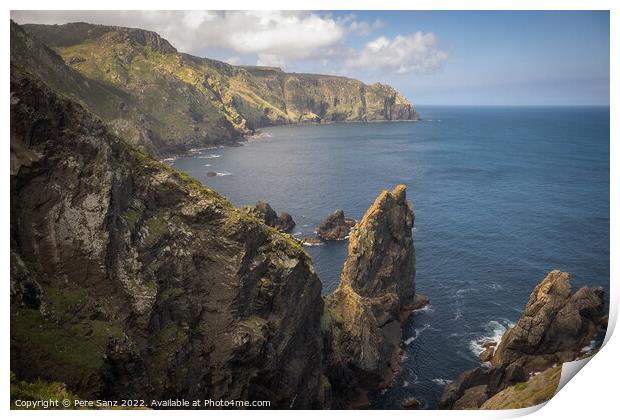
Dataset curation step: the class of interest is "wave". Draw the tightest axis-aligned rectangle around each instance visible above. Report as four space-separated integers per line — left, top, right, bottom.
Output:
432 378 453 386
581 340 598 353
249 132 273 139
215 172 232 176
160 157 177 163
204 163 212 167
404 324 431 345
198 154 221 159
302 241 323 247
453 287 477 320
468 319 514 359
412 304 434 314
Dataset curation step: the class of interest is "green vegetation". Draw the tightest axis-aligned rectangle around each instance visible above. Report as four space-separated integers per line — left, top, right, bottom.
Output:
17 21 416 156
144 215 169 245
121 208 141 230
10 372 85 410
481 366 562 409
11 309 122 384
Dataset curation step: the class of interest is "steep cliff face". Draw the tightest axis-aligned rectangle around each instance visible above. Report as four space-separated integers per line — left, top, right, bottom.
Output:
10 68 326 408
322 185 416 406
439 270 605 409
19 22 418 156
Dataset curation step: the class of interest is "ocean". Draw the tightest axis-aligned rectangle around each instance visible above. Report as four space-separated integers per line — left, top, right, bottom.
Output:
167 106 610 409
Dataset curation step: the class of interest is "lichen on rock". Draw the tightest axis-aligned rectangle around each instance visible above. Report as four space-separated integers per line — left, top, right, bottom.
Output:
322 185 417 406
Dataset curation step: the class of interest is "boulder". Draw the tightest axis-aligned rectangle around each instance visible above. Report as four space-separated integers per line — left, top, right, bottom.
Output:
316 209 356 240
401 397 421 409
301 237 323 247
479 341 497 364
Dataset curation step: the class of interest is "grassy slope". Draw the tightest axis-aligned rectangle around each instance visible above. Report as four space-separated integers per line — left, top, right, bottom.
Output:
19 22 417 156
481 366 562 409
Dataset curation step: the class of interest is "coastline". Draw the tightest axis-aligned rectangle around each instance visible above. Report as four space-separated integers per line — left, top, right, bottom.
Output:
157 118 422 161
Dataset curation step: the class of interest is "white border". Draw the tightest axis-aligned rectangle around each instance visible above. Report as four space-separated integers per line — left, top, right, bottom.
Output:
3 1 617 419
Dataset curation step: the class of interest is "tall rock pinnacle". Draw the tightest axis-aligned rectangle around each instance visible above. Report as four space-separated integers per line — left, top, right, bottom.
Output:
322 185 417 407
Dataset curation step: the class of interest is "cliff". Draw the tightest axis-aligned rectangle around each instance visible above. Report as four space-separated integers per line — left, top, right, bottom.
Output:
439 270 605 409
18 21 419 156
322 185 417 406
10 66 326 408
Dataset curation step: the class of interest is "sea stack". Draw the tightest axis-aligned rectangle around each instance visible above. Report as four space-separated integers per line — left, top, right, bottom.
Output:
316 209 356 240
439 270 605 409
322 185 417 407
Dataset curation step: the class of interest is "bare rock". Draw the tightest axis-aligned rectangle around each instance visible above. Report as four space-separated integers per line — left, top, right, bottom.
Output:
440 270 605 410
242 201 296 232
492 270 604 371
401 397 421 409
323 185 416 406
479 341 497 363
316 209 356 240
10 69 324 408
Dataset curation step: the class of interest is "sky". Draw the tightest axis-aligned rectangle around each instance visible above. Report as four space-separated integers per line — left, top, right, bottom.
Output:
10 10 610 106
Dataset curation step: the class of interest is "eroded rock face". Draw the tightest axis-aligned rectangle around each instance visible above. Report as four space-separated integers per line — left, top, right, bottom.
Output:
316 209 356 240
322 185 416 406
10 69 325 408
242 201 296 233
492 270 604 371
439 270 605 409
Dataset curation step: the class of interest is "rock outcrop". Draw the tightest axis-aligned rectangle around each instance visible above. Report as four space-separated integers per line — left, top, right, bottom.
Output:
322 185 417 406
242 201 296 233
18 21 419 156
10 67 325 408
492 270 605 371
316 209 356 240
439 270 605 409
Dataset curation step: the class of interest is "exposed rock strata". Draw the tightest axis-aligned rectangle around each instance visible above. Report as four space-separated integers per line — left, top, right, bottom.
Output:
10 68 325 408
242 201 296 233
316 209 356 240
322 185 417 406
439 270 605 409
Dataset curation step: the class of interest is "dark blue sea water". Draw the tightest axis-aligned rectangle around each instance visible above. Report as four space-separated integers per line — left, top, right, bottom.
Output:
169 106 610 409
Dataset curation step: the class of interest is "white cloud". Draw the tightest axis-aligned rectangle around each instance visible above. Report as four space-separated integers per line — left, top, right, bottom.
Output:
347 32 448 74
338 14 385 36
11 10 353 67
11 11 448 73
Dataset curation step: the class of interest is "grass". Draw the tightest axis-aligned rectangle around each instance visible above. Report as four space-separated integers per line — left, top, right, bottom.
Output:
481 366 562 409
10 372 86 410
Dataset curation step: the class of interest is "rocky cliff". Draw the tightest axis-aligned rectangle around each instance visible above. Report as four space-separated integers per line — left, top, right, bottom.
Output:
439 270 605 409
492 270 604 371
322 185 417 406
10 67 326 408
18 21 418 156
10 22 423 408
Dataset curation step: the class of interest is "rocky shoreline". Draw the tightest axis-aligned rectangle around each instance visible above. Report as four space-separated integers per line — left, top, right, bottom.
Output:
438 270 606 410
9 19 608 411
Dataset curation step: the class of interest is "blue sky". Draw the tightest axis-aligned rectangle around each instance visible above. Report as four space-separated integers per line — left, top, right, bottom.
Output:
11 10 610 105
